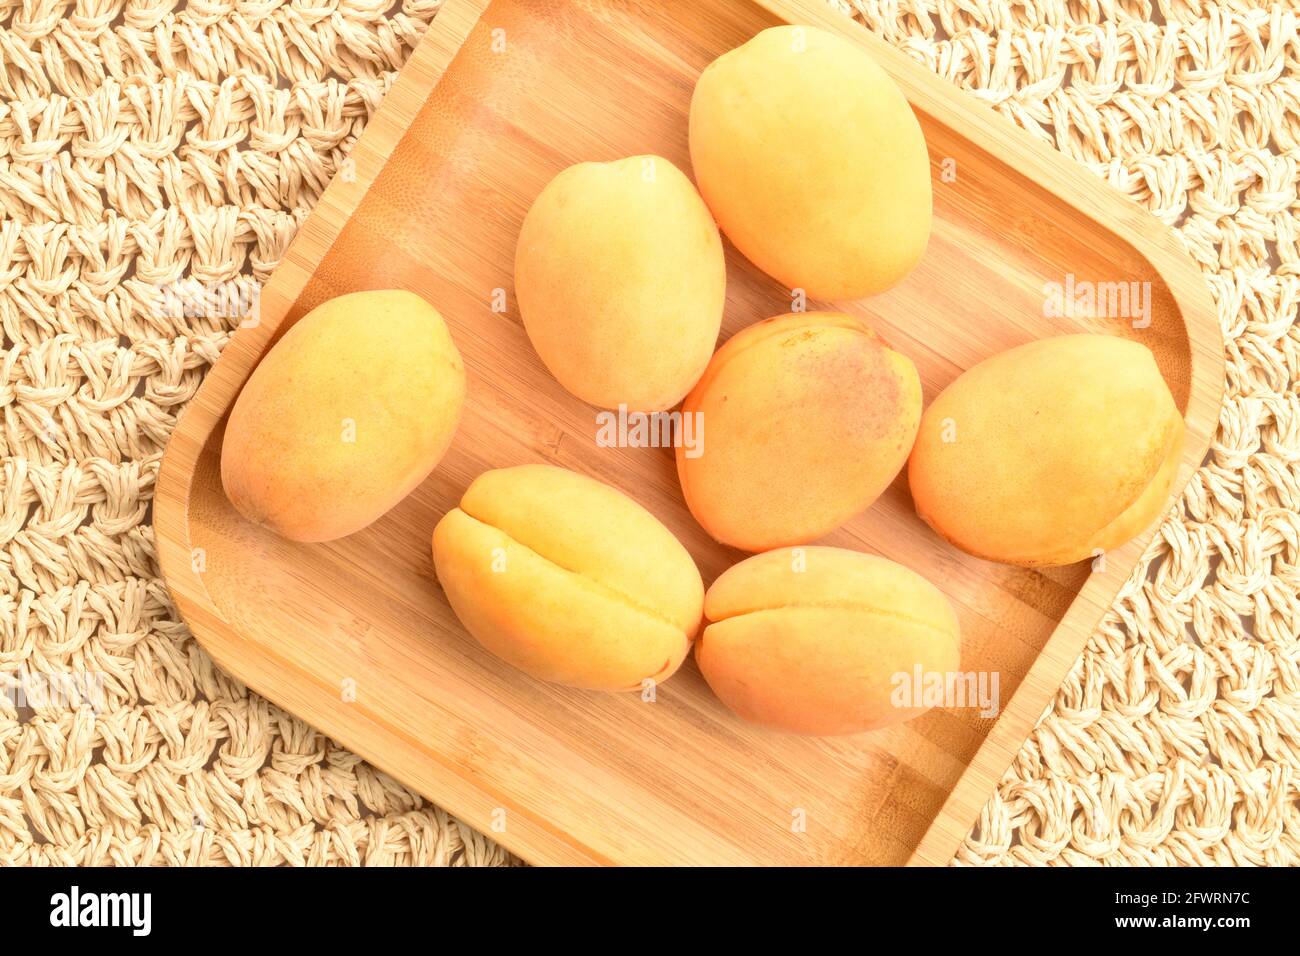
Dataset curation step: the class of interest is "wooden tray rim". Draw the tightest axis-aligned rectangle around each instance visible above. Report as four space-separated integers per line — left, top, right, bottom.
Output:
154 0 1225 867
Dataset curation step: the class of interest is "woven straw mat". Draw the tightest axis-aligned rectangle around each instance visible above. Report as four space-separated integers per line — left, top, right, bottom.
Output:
0 0 1296 867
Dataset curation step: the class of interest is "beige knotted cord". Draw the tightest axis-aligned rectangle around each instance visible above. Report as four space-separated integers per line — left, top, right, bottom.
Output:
1 0 1295 866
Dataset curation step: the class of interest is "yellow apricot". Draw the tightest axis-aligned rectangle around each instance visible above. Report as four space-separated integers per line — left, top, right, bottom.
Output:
689 25 931 299
514 155 725 411
908 334 1184 566
432 464 703 692
677 312 921 552
697 547 961 735
221 290 465 542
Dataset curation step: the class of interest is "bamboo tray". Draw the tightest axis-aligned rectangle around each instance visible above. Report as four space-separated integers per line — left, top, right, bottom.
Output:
155 0 1223 866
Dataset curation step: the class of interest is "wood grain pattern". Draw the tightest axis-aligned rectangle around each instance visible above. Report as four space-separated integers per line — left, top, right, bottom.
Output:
155 0 1224 866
